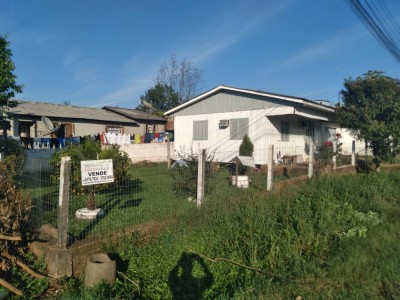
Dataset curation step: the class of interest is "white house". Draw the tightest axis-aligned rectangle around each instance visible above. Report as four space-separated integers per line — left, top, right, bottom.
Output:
165 85 343 165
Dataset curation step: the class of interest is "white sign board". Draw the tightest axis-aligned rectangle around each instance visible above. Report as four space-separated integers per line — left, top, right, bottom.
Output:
81 159 114 186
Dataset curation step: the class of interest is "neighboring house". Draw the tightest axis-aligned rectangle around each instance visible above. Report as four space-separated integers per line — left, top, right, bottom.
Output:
7 100 143 140
165 85 340 165
102 106 166 134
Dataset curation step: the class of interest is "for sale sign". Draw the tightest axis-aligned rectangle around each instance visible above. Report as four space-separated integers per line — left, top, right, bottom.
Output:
81 159 114 186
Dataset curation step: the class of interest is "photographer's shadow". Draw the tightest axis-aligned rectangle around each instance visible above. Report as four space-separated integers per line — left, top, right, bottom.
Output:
169 252 213 300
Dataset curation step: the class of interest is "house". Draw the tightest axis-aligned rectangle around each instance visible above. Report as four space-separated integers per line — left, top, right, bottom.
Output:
164 85 339 165
102 106 166 134
6 100 165 146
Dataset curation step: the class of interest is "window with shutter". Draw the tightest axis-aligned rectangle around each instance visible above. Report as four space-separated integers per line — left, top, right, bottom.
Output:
193 120 208 140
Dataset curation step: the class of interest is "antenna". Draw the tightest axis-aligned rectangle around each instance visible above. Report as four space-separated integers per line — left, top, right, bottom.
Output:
140 99 154 111
41 116 61 135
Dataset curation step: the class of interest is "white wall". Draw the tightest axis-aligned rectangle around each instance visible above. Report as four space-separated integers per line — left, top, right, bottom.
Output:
118 142 175 163
173 109 326 165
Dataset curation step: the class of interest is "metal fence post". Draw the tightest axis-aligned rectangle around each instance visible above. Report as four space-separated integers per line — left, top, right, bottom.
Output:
267 145 274 191
196 149 206 207
308 142 314 179
351 140 356 166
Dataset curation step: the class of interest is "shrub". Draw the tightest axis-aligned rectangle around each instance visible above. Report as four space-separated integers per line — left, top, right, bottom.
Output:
239 134 253 157
0 137 24 173
50 137 131 199
171 147 215 199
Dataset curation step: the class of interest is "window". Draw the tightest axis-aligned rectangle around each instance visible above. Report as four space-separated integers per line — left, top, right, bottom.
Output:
106 126 123 134
230 118 249 140
193 120 208 140
281 121 290 141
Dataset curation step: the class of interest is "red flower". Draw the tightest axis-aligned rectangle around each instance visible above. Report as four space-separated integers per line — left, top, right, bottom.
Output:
324 141 333 147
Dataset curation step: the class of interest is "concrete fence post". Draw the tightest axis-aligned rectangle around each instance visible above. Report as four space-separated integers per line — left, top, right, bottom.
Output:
267 145 274 191
167 135 171 169
57 156 71 248
196 149 206 207
333 140 337 170
46 156 72 278
351 140 356 167
308 142 314 179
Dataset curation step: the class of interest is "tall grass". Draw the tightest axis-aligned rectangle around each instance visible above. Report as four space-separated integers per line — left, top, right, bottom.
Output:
59 171 400 299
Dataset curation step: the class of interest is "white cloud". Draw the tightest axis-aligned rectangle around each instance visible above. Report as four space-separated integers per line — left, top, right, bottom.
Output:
276 25 368 71
183 1 292 65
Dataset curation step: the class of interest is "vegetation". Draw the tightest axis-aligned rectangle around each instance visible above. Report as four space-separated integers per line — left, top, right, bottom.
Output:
50 137 131 209
0 35 22 125
238 134 254 157
156 54 203 104
47 170 400 299
170 148 216 200
337 71 400 164
137 83 179 114
0 157 41 298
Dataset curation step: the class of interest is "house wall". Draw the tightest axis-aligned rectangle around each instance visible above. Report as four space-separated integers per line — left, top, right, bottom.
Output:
171 91 337 165
173 109 332 165
10 117 142 138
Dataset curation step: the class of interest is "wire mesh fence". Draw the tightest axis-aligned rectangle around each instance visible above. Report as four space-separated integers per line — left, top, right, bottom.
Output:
20 141 355 248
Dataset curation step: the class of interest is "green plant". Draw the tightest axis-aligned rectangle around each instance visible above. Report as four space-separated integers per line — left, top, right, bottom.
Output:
50 137 131 209
239 134 253 157
0 137 24 173
171 147 215 199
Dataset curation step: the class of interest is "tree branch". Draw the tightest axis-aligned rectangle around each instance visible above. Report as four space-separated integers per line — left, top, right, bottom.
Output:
1 252 46 279
0 278 23 296
186 248 289 280
0 234 21 241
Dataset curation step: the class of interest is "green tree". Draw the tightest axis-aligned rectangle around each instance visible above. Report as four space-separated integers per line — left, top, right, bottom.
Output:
137 83 179 113
0 36 22 131
337 71 400 163
239 134 254 157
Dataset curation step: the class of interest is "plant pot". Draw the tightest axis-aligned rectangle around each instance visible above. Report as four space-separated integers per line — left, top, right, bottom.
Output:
231 175 249 188
84 253 116 287
75 208 105 220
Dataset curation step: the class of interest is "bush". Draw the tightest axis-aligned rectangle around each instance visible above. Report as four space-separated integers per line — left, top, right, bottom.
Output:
239 134 253 157
0 137 24 173
50 137 131 197
171 148 215 199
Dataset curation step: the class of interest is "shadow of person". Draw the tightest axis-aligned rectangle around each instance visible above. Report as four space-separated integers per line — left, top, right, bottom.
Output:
169 252 213 300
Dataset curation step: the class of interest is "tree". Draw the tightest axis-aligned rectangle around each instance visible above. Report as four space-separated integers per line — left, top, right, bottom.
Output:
137 83 179 113
156 55 203 104
0 35 22 127
337 71 400 162
239 134 254 157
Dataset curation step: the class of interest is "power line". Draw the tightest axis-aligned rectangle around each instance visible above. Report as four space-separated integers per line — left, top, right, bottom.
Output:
345 0 400 64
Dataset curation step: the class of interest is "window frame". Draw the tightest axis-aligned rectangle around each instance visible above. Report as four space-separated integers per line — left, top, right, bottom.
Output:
193 120 208 141
230 118 249 140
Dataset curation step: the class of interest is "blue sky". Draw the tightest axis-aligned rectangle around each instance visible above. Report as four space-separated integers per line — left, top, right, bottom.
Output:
1 0 399 108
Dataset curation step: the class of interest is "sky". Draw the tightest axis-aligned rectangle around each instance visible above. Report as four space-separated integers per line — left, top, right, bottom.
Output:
1 0 400 109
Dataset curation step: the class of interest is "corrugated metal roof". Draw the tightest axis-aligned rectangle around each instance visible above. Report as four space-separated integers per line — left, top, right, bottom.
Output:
103 106 166 122
10 100 139 125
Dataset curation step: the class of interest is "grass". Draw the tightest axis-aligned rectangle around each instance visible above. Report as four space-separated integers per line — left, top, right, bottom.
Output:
21 162 400 299
94 172 400 299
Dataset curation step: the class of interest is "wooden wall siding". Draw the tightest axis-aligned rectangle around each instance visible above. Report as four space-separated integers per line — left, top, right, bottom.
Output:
173 108 325 165
173 91 288 116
